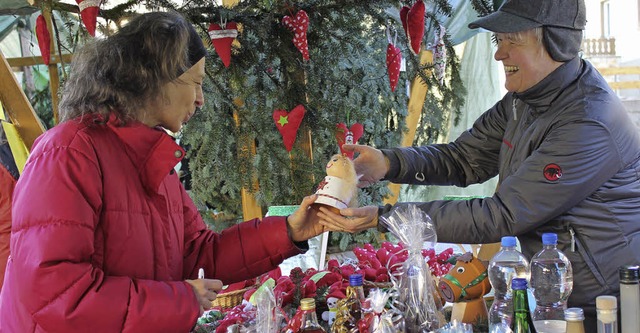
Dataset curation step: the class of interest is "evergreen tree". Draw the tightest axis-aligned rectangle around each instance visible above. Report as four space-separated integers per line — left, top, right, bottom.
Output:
47 0 467 249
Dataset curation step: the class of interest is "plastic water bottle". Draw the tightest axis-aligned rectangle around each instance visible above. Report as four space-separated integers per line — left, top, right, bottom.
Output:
530 233 573 331
488 236 530 332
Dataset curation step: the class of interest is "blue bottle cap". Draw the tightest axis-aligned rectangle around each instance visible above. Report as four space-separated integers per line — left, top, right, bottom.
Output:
542 233 558 245
511 278 527 290
501 236 517 247
349 274 363 286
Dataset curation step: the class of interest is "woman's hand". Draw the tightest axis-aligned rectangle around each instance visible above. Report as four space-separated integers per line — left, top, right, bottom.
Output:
341 144 389 187
286 194 326 242
317 205 379 234
185 278 223 316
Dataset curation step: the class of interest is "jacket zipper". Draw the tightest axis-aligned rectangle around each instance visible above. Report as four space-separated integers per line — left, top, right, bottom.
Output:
569 227 576 252
569 226 607 287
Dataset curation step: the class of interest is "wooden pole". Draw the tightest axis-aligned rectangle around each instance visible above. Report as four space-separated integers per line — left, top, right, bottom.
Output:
223 0 263 220
42 1 61 125
384 50 433 205
0 51 46 151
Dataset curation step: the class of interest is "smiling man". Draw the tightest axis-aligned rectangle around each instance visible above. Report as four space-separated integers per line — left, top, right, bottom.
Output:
319 0 640 329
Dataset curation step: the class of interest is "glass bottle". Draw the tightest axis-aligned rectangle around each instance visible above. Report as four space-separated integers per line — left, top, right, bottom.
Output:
488 236 530 332
299 298 326 333
565 308 585 333
346 274 365 330
619 265 640 333
596 295 618 333
530 232 572 331
511 278 537 333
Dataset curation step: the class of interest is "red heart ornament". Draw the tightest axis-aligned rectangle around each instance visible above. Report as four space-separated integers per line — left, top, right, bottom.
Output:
400 0 425 55
208 22 238 68
282 10 310 61
335 123 364 159
35 15 51 65
386 43 402 92
76 0 100 36
273 105 306 152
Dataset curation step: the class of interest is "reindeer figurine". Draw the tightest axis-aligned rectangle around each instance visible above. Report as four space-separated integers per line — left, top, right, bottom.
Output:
437 252 491 325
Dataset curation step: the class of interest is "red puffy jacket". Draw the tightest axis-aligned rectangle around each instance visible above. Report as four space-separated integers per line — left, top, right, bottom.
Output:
0 163 15 292
0 115 302 332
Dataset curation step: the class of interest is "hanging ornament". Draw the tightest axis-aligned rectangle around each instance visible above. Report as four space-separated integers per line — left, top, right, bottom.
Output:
282 10 310 61
35 15 51 65
208 21 238 68
399 0 425 56
430 24 447 86
75 0 100 36
386 28 402 92
273 104 306 152
335 123 363 159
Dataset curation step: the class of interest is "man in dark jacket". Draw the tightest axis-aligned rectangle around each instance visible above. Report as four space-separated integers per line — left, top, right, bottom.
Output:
318 0 640 327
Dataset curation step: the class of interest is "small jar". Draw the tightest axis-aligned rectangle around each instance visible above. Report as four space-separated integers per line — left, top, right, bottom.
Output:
565 307 585 333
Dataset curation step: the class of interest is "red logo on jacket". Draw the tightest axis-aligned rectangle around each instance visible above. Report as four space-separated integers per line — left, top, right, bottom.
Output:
543 163 562 181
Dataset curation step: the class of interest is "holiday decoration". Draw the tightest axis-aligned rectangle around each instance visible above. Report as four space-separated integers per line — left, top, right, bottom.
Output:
282 9 310 61
273 104 305 152
76 0 101 36
335 123 363 159
399 0 425 55
314 154 358 211
438 252 491 324
35 15 51 65
385 30 402 92
430 24 447 86
208 21 238 68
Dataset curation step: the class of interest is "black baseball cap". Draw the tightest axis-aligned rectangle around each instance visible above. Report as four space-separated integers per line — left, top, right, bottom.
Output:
469 0 586 62
468 0 586 33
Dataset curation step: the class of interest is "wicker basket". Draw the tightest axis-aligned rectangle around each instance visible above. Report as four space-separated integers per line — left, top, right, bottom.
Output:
211 287 249 309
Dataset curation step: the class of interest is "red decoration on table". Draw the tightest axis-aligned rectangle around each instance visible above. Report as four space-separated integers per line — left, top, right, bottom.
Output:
282 10 310 61
208 22 238 68
75 0 100 36
35 15 51 65
335 123 363 159
273 104 306 152
399 0 426 55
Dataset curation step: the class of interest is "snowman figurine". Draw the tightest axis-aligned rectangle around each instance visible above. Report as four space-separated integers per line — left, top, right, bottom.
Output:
321 296 340 327
314 154 358 211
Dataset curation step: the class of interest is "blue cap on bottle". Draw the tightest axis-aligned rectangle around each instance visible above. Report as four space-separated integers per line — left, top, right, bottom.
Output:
512 278 527 290
349 274 363 286
542 233 558 245
501 236 517 247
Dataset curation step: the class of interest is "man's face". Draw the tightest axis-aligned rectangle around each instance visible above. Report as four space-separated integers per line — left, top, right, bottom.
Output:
493 29 562 93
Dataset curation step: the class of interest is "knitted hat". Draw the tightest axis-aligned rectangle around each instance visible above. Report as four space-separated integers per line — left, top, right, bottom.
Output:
468 0 586 62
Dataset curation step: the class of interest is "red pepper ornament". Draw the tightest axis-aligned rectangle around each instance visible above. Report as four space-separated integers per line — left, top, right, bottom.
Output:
386 28 402 92
208 21 238 68
399 0 425 55
35 15 51 65
282 9 310 61
75 0 100 36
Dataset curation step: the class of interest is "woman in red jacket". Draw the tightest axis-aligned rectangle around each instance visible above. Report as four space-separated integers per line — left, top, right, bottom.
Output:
0 12 328 332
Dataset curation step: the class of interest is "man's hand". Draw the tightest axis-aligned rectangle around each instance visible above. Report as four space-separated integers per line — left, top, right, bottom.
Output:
317 205 379 234
341 144 389 187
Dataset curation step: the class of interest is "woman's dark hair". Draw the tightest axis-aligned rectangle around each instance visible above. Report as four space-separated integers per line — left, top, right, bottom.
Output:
59 11 194 123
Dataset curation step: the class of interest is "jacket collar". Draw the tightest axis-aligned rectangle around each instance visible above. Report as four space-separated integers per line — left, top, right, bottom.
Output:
513 56 582 113
105 114 185 193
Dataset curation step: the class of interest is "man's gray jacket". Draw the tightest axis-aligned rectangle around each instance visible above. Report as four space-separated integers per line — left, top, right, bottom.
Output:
382 57 640 318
